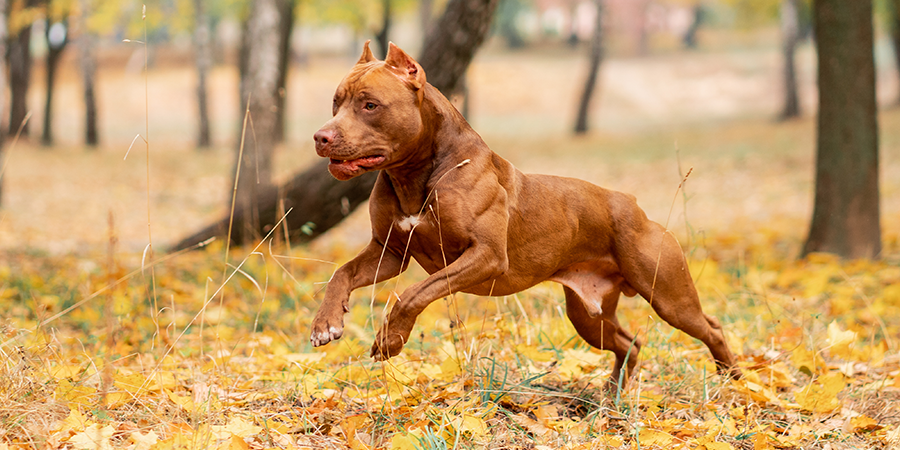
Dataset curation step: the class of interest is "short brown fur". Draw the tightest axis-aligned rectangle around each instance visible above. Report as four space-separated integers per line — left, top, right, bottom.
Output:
310 42 739 390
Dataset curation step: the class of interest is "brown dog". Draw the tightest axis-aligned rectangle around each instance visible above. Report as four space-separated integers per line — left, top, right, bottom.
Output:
310 42 739 389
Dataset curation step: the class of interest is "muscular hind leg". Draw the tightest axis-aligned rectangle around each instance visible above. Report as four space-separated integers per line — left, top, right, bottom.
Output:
563 286 641 392
619 224 740 378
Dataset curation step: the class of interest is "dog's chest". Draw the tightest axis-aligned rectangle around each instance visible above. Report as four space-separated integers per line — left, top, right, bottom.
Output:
384 212 466 272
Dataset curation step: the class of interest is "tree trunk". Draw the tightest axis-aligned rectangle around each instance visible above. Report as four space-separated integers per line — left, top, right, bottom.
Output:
172 0 499 251
78 0 99 147
232 0 286 244
42 21 68 147
0 0 8 205
193 0 212 149
375 0 392 59
682 4 703 49
273 0 295 144
802 0 880 259
778 0 800 120
418 0 500 96
8 23 32 137
890 0 900 105
574 0 603 134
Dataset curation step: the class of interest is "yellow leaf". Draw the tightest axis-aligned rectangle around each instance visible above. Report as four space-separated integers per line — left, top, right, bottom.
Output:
826 321 857 359
638 428 674 446
222 417 262 438
216 434 249 450
69 424 114 450
451 414 487 437
166 390 195 413
57 407 88 434
129 431 159 450
52 364 84 380
389 430 425 450
795 372 844 414
848 415 881 432
510 413 556 438
515 344 555 362
790 347 824 376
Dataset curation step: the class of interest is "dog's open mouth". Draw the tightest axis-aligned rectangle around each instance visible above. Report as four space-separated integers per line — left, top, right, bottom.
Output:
330 155 385 171
327 155 386 180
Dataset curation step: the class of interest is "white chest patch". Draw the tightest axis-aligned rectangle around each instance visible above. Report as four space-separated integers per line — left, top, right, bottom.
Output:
397 215 422 232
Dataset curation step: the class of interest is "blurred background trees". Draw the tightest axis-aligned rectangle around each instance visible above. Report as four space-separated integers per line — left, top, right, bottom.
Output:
0 0 897 259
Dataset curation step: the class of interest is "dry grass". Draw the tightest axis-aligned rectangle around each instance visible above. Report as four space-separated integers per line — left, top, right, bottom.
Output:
2 40 900 449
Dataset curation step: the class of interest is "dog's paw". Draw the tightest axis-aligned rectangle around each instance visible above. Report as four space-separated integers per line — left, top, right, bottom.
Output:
310 315 344 347
370 329 406 361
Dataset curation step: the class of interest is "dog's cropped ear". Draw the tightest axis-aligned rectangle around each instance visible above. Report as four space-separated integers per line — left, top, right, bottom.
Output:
384 42 427 96
357 40 377 65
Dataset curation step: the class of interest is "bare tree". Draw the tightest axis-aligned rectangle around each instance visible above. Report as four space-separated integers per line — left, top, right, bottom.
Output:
193 0 212 149
273 0 295 144
574 0 603 134
172 0 500 251
232 0 287 244
8 1 39 138
802 0 880 259
78 0 99 147
0 0 8 205
41 19 69 146
778 0 801 120
890 0 900 105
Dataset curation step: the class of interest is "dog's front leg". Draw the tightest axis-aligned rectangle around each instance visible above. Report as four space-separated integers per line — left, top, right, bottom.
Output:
370 241 508 360
310 239 406 347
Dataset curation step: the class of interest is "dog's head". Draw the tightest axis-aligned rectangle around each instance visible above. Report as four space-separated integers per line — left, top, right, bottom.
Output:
313 41 429 181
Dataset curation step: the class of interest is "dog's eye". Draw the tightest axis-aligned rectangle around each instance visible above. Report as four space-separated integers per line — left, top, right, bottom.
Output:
364 102 377 111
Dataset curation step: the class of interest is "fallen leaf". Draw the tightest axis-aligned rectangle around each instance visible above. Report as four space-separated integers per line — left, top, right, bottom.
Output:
69 424 115 450
795 372 844 414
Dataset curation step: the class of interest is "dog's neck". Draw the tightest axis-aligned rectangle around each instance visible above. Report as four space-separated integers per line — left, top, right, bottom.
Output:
384 84 483 216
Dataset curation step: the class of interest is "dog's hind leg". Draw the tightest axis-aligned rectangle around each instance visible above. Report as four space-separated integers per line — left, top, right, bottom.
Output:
618 223 740 379
562 285 641 393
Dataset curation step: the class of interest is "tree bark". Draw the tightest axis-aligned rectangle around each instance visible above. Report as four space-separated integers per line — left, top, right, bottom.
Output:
172 0 499 251
802 0 880 259
890 0 900 105
8 23 32 137
0 0 8 205
574 0 603 134
78 0 99 147
232 0 287 244
418 0 500 96
193 0 212 149
273 0 295 144
41 21 68 147
778 0 800 120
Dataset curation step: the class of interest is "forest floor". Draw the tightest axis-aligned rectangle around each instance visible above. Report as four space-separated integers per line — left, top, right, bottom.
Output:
2 39 900 449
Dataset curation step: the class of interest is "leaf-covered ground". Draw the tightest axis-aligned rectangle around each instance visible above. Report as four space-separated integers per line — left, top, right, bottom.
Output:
2 227 900 450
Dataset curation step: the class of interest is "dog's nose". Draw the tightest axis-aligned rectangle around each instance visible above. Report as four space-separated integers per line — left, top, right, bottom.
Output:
314 129 336 155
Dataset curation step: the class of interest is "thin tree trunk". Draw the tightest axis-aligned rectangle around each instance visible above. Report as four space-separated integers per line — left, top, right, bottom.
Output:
8 23 32 137
779 0 801 120
78 0 99 147
173 0 499 251
802 0 880 259
574 0 603 134
273 0 295 144
890 0 900 105
375 0 392 59
193 0 212 149
0 0 8 205
42 21 68 147
232 0 285 244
